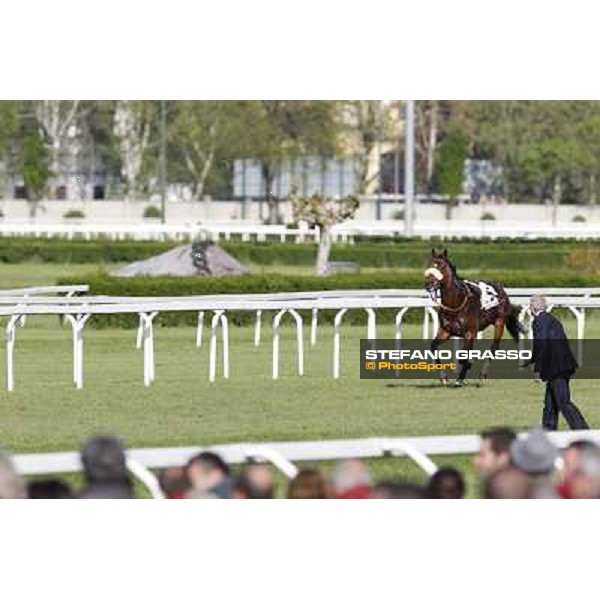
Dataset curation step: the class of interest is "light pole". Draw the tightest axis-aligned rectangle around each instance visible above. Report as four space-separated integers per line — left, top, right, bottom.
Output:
404 100 415 237
160 100 167 224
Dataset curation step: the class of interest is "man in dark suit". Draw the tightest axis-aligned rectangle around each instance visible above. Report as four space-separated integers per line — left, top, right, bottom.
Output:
528 295 589 431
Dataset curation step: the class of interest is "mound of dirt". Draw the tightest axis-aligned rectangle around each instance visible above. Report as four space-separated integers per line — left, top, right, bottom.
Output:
112 242 249 277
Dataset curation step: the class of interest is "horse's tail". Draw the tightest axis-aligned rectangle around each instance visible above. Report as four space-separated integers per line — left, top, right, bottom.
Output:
505 305 525 343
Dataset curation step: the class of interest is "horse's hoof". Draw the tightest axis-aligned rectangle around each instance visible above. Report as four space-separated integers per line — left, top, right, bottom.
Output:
439 377 449 386
451 380 467 388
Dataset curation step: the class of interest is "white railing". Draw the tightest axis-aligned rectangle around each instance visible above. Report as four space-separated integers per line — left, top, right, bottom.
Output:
1 287 600 390
2 219 600 241
11 430 600 498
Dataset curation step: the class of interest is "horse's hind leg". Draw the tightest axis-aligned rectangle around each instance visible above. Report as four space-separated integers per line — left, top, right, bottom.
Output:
480 317 505 381
431 329 451 385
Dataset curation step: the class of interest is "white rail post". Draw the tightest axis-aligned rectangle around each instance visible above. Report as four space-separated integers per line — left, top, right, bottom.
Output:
254 310 262 347
126 457 165 499
422 308 429 340
272 309 286 380
209 310 228 382
382 440 438 476
288 309 304 376
567 306 585 365
311 307 318 346
196 311 205 348
139 312 158 386
220 313 229 379
426 307 439 339
333 308 348 379
395 307 410 340
365 308 377 340
5 314 21 392
65 313 92 389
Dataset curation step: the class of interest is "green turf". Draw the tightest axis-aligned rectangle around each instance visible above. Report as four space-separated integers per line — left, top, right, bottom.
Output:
1 261 598 498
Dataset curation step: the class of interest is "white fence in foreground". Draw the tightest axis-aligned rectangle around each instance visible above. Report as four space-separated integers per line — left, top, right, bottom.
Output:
12 430 600 499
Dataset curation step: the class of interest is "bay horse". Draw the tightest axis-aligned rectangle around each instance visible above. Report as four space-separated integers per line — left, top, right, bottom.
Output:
424 248 523 386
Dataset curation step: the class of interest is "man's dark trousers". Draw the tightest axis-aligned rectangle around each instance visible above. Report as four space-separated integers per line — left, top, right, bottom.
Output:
542 374 589 431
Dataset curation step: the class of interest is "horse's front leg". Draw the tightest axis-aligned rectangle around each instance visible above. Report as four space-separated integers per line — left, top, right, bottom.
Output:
432 328 451 385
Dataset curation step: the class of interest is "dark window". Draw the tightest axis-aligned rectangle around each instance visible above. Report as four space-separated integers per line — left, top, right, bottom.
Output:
56 186 67 200
93 185 105 200
14 186 27 199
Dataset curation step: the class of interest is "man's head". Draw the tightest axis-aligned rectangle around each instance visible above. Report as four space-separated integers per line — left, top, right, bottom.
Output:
81 435 128 484
566 445 600 499
562 440 597 483
475 427 516 482
510 427 558 477
530 295 547 316
0 450 26 499
427 467 465 499
288 469 328 499
484 466 532 499
158 467 190 499
187 451 231 497
235 463 275 499
329 460 372 499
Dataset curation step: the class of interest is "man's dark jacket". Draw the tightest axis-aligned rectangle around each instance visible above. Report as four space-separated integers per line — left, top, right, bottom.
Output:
531 311 578 381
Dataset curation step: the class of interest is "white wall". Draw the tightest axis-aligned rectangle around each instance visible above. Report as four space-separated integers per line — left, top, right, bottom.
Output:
1 197 599 225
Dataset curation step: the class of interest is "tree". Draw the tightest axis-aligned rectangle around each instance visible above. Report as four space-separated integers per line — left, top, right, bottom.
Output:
239 101 340 223
0 101 20 194
292 193 359 275
19 126 52 219
435 126 468 220
33 101 80 195
170 101 243 201
113 100 154 200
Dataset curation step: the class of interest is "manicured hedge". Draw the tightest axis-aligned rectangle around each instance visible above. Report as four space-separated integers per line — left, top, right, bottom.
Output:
0 238 177 263
57 269 600 329
221 240 600 270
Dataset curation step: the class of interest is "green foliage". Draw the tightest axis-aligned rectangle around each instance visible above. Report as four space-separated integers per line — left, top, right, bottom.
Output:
391 209 405 220
143 204 162 219
572 214 587 223
19 127 52 200
0 238 176 263
63 209 85 219
435 126 468 198
480 212 497 221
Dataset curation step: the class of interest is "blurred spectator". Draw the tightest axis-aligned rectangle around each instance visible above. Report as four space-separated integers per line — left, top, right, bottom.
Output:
288 469 328 499
329 460 372 499
186 451 233 499
79 435 134 499
370 481 425 499
484 467 531 499
158 467 189 499
563 445 600 499
427 467 465 499
560 440 597 482
0 450 26 499
28 479 73 499
510 427 559 498
234 464 275 499
475 427 516 482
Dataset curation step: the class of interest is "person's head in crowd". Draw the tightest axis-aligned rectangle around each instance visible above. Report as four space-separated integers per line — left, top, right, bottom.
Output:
370 481 426 499
475 427 516 482
288 469 328 499
564 445 600 499
187 451 232 499
28 479 73 499
427 467 465 499
234 464 275 499
80 435 133 499
561 440 597 483
158 467 189 499
530 295 547 316
0 450 26 499
329 460 372 499
510 427 558 477
484 467 531 499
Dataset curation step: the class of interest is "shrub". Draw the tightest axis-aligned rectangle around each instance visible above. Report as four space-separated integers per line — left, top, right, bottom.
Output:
572 214 587 223
480 212 497 221
143 205 162 219
391 209 405 220
564 250 600 273
63 209 85 219
57 269 600 330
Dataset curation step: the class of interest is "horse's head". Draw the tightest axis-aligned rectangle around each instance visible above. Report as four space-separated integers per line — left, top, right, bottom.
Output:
424 248 453 302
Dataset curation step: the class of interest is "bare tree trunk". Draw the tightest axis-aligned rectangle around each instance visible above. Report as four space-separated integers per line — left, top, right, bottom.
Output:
316 224 332 275
263 163 279 224
426 101 438 194
589 173 596 205
552 175 561 227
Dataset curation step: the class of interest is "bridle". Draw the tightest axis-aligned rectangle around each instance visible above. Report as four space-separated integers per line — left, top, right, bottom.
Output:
424 261 473 313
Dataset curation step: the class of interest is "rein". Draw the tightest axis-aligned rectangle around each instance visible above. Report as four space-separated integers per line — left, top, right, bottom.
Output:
436 290 472 313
